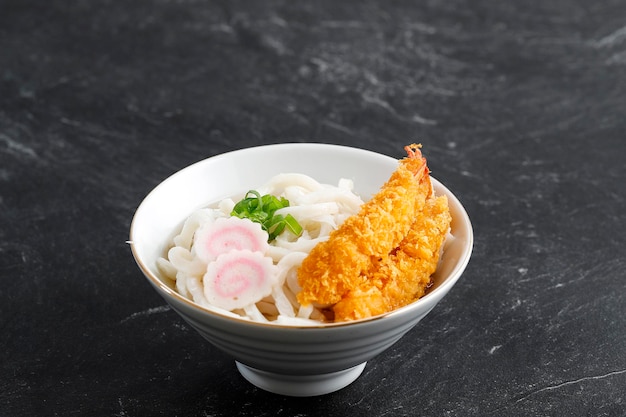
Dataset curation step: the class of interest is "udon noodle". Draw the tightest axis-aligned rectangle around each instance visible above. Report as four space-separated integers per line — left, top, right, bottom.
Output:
157 173 364 326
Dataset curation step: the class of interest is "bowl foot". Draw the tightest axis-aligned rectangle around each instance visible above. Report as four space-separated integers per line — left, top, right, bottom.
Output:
235 361 367 397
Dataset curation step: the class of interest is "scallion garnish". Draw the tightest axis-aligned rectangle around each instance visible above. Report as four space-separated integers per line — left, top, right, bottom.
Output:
231 190 303 242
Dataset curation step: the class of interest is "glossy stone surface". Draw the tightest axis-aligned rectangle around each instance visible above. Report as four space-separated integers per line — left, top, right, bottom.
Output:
1 0 625 415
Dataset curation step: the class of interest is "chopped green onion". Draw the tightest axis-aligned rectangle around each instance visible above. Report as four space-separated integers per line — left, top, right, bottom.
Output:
284 214 303 236
231 190 303 242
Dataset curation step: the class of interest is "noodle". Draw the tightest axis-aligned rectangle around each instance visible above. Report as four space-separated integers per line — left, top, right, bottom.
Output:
157 173 364 325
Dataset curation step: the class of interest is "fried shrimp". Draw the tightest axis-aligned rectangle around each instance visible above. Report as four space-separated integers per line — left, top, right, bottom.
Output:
333 194 451 321
297 144 441 316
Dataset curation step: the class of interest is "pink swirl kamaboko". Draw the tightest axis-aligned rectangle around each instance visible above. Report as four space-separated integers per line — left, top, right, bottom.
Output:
156 173 364 325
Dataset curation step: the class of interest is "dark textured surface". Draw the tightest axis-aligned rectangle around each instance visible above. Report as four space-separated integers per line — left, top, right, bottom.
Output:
1 0 625 415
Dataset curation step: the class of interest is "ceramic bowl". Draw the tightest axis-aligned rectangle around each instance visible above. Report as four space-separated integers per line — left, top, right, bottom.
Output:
129 143 473 396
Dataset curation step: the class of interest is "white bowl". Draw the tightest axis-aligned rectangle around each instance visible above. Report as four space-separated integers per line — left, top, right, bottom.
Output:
129 143 473 396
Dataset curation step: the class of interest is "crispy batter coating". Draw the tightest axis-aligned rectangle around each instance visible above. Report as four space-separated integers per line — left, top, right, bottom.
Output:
297 144 432 308
333 194 451 321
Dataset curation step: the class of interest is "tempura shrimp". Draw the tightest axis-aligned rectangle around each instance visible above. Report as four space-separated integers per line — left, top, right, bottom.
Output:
332 194 451 321
296 144 437 313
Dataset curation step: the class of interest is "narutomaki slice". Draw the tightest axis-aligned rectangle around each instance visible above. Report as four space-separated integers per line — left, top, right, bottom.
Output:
193 217 269 263
203 249 278 310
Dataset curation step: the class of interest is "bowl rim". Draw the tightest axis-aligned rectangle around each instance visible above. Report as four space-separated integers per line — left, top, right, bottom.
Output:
129 142 473 330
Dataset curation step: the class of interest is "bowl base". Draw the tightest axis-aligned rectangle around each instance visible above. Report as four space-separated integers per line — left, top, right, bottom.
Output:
235 361 367 397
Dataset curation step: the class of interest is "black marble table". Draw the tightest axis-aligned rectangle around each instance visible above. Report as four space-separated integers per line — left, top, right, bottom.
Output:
2 1 625 415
